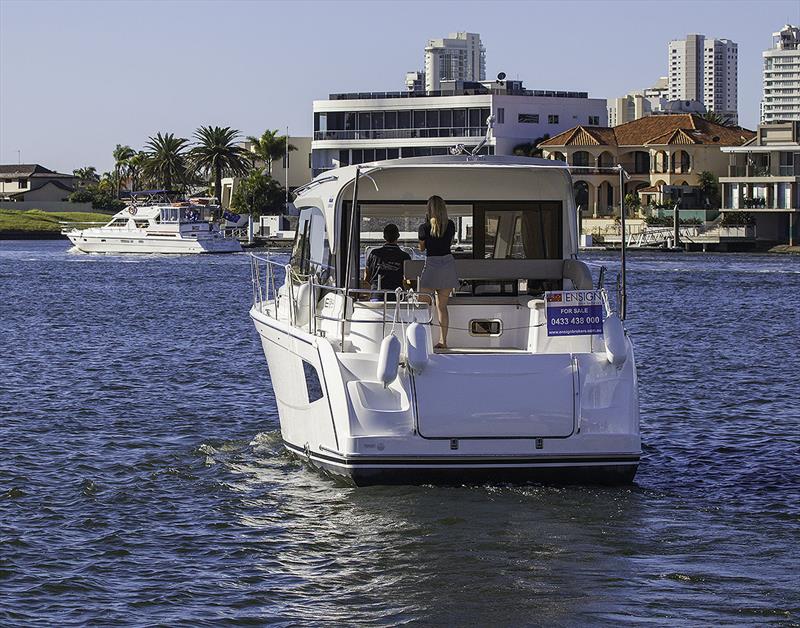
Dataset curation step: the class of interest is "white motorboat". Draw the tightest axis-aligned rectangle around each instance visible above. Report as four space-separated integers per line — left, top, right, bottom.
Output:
249 155 640 485
64 198 242 254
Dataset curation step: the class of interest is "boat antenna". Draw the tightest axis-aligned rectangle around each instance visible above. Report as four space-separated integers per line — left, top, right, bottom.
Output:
618 164 630 320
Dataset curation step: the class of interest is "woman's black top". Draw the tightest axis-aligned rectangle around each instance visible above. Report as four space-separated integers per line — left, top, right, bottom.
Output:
418 219 456 256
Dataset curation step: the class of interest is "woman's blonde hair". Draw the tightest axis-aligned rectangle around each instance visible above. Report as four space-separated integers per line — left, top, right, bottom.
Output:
427 195 448 238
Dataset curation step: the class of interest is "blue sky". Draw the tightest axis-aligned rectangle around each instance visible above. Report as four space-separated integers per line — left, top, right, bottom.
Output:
1 0 798 174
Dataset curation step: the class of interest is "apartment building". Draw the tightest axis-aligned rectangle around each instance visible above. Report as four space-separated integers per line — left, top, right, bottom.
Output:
668 34 738 124
761 25 800 123
424 32 485 93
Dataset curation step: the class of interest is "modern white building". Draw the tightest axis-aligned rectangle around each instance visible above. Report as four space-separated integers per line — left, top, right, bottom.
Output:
424 32 485 93
761 25 800 123
720 121 800 245
312 82 608 176
668 34 738 124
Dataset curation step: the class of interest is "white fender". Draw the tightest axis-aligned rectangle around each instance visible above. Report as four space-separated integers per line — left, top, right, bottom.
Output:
405 322 430 373
376 334 401 387
603 313 627 367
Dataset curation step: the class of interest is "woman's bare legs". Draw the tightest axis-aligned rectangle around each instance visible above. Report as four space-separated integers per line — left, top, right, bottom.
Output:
435 289 450 348
420 288 450 348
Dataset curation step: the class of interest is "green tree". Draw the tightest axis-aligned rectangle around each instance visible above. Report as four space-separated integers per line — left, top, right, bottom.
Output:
72 166 100 188
512 134 550 158
112 144 136 199
189 126 252 204
126 151 148 193
698 170 720 208
143 132 189 191
230 171 285 217
700 111 736 128
246 129 297 176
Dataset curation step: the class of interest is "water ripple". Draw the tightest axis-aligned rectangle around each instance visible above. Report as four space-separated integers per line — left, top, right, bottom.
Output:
1 241 798 624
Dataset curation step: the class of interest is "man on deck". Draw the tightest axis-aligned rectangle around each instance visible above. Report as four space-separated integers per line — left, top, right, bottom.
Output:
364 223 410 297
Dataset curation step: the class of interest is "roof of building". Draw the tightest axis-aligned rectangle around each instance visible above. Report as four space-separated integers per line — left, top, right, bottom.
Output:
4 179 75 198
539 114 755 148
0 164 75 179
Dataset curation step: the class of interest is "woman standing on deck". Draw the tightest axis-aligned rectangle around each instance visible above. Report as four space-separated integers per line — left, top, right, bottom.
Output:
418 195 458 349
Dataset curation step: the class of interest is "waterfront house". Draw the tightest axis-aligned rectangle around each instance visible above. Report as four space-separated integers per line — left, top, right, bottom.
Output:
538 114 755 217
720 121 800 245
0 164 76 204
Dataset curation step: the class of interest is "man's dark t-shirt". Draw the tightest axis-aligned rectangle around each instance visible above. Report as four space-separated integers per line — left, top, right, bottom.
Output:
418 220 456 256
365 243 411 291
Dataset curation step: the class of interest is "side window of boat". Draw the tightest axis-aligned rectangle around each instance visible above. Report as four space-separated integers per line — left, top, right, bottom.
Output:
290 211 312 276
302 360 324 403
290 207 329 279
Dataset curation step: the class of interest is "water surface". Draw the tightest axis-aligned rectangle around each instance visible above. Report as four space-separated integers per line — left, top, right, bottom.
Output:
1 240 798 624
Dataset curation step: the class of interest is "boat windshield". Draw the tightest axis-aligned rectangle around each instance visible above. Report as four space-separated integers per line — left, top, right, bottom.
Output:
355 200 563 296
158 206 209 223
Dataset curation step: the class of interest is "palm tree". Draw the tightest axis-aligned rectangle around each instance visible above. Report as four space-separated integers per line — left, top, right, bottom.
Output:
513 134 550 158
113 144 135 198
143 132 189 191
72 166 100 188
246 129 296 176
126 151 148 193
189 126 252 204
700 111 736 127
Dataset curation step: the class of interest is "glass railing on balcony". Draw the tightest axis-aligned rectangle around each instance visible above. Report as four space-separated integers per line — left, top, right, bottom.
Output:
314 127 487 141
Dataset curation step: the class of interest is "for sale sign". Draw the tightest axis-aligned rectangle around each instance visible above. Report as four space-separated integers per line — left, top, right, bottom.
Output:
545 290 604 336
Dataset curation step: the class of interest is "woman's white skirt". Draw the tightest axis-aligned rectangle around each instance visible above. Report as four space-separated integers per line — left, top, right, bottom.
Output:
419 254 459 290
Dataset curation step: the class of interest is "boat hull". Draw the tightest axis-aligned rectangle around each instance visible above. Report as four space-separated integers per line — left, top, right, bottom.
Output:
284 440 639 486
252 308 641 488
66 232 241 254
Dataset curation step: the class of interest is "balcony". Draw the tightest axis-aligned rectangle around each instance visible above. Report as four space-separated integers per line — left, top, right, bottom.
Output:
727 164 772 177
314 127 488 141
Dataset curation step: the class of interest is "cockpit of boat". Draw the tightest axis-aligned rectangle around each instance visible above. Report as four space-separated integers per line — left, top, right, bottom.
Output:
252 156 603 354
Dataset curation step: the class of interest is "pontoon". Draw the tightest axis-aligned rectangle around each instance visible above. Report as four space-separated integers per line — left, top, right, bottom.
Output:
249 155 640 485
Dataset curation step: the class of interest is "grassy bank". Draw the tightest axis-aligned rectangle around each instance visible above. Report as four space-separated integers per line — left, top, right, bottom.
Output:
0 209 112 239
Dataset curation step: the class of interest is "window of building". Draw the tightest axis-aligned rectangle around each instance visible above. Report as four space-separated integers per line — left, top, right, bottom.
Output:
469 108 481 127
548 114 559 124
387 148 399 159
385 111 397 129
17 178 27 187
453 109 467 128
413 110 426 128
398 110 411 129
518 113 539 124
439 109 452 128
426 110 439 130
497 108 505 124
358 112 371 131
588 115 600 125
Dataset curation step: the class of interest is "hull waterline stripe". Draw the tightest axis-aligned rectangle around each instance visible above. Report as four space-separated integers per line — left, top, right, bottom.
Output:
283 440 640 468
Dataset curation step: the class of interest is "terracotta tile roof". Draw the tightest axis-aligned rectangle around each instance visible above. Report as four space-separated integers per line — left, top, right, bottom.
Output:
538 114 755 149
